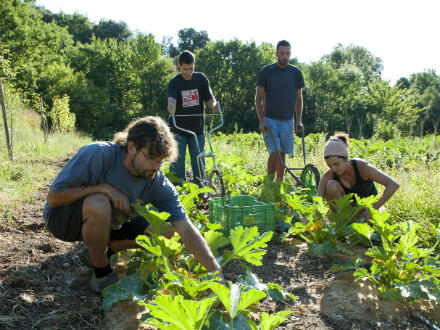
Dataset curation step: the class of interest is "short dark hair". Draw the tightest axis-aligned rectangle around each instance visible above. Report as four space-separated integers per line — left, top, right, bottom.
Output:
178 50 195 65
276 40 291 51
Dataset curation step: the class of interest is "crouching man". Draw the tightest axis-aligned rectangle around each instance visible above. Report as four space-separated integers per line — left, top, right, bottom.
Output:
43 116 223 292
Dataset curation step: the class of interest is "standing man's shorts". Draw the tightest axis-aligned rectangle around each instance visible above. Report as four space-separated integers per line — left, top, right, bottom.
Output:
45 198 149 242
263 117 294 155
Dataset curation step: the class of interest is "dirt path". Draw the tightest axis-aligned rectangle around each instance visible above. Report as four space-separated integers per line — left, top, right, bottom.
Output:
0 165 438 329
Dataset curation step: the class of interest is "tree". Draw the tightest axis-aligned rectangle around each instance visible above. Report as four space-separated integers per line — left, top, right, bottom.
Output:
196 40 274 132
0 0 74 106
322 44 383 84
367 79 420 137
39 10 94 44
396 77 410 90
177 28 210 53
131 34 174 118
93 19 132 42
334 64 368 136
302 61 339 134
409 70 440 136
161 36 179 57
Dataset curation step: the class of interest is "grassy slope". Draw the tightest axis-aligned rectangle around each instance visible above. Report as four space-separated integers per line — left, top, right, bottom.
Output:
0 105 91 218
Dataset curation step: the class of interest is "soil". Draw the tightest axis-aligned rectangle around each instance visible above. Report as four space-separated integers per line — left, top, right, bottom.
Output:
1 161 439 329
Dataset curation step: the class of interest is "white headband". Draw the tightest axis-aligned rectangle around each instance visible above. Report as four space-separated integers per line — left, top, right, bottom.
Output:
324 139 349 159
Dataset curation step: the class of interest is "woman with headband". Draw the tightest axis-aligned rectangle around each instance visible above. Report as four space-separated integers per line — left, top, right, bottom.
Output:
317 132 399 216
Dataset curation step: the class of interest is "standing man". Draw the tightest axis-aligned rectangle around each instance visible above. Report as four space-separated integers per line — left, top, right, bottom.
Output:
255 40 305 180
44 116 223 293
167 50 219 186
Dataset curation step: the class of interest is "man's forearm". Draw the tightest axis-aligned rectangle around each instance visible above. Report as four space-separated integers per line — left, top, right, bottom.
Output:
256 105 265 122
295 91 303 124
174 220 222 273
207 97 218 112
167 97 176 115
255 96 265 122
295 101 303 124
47 184 108 207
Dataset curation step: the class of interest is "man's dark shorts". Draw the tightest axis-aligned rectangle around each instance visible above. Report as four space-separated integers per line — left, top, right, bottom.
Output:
46 198 149 242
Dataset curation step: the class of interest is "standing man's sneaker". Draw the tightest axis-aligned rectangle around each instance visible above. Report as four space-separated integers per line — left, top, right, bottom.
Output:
79 248 93 268
90 271 119 293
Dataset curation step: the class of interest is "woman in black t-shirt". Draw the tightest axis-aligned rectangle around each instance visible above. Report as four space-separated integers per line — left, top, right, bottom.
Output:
317 132 399 217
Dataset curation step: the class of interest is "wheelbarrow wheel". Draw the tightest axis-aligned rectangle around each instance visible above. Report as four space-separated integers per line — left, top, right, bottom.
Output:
208 169 225 197
300 164 320 195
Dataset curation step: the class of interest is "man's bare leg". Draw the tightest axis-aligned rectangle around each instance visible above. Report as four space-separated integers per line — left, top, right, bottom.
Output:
82 193 111 268
276 152 286 180
267 152 278 178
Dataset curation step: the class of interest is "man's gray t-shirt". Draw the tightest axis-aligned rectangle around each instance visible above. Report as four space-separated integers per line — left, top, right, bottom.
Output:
256 63 305 120
43 142 187 227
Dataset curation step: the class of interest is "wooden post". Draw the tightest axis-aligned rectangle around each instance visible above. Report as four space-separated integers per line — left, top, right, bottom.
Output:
40 96 48 142
0 77 13 160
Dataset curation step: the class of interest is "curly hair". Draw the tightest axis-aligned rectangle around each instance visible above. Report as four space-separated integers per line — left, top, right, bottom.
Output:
113 116 178 162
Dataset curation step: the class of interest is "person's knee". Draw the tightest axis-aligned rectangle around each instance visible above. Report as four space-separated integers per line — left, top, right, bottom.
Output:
82 193 111 225
326 180 344 199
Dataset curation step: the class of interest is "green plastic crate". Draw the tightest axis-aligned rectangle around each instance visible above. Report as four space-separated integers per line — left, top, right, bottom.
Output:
208 195 275 233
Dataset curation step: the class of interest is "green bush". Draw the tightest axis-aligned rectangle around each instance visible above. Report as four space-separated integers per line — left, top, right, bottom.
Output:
50 95 75 132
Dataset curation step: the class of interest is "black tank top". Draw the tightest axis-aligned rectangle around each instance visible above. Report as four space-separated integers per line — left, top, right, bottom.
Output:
333 159 378 197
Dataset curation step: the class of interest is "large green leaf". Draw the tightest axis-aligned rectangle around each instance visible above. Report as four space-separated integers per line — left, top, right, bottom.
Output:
308 241 337 256
260 311 291 330
136 235 162 257
132 203 170 235
156 235 182 257
204 229 229 257
379 287 402 300
163 273 214 298
145 295 216 330
237 270 267 291
232 313 252 330
397 279 440 302
238 288 266 311
204 310 230 330
228 226 273 266
351 222 374 240
210 283 265 320
266 282 295 302
102 273 144 310
210 283 235 318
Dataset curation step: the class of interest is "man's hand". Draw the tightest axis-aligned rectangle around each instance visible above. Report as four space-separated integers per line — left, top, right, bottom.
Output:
212 102 219 114
216 268 226 285
167 104 176 115
259 119 267 133
295 121 303 133
101 183 130 212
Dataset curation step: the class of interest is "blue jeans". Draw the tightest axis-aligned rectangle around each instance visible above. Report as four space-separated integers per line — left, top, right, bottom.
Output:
170 133 205 187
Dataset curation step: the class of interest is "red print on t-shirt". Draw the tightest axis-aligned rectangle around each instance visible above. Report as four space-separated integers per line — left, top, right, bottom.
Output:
182 89 199 107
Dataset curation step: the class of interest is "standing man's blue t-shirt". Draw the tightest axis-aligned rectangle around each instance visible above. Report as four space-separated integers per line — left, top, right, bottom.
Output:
43 142 187 227
257 63 305 120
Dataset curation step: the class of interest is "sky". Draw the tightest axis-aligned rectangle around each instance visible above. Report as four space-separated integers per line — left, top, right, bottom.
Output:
36 0 439 84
